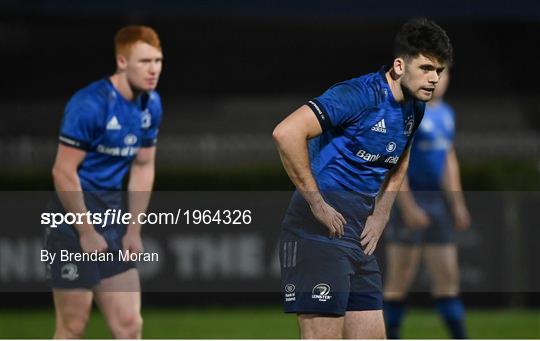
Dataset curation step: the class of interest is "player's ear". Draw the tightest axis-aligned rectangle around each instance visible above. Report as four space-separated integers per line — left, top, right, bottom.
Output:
116 53 128 71
392 57 405 77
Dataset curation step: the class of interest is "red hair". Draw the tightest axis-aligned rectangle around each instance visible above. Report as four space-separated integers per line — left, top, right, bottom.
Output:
114 25 161 57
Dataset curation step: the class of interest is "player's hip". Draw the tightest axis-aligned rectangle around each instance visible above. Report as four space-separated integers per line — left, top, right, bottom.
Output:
282 191 375 248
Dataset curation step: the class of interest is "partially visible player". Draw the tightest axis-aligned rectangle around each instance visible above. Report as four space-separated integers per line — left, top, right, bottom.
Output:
383 70 471 339
45 25 163 338
273 18 453 339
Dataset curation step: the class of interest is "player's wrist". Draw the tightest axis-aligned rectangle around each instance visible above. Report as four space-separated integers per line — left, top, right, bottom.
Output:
451 202 466 215
126 224 142 235
76 224 96 236
372 203 390 217
126 229 142 236
302 190 324 207
400 198 421 212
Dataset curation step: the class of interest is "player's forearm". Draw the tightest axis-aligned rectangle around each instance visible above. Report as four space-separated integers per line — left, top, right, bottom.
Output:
127 163 155 233
442 148 467 211
374 174 403 219
128 162 155 192
51 166 93 233
395 176 421 213
374 148 411 218
273 130 323 206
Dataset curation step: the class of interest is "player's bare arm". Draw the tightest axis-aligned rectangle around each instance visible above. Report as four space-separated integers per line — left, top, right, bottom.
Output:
124 146 157 254
396 176 431 229
273 105 346 238
52 144 108 252
361 146 411 255
442 147 470 229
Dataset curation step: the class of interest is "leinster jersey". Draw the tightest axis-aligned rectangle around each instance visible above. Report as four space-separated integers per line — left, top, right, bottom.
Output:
58 78 162 192
283 69 425 248
407 100 455 191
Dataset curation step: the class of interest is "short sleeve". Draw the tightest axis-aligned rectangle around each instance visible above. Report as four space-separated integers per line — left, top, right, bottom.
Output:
306 81 372 132
58 94 103 151
140 93 162 147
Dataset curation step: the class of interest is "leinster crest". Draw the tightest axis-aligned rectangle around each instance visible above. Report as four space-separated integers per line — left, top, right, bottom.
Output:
141 110 152 129
404 115 414 136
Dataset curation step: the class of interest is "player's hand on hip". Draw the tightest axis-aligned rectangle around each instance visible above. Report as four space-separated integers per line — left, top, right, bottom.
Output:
79 229 108 253
453 205 471 230
402 205 430 230
360 214 388 255
309 200 347 238
122 231 144 255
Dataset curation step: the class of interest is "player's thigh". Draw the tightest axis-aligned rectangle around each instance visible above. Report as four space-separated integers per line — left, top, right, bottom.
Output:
348 251 383 312
343 310 386 339
53 289 93 330
423 244 459 296
383 243 421 298
297 314 344 339
94 268 142 328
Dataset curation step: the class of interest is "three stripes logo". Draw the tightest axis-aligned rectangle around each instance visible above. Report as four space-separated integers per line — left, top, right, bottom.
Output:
106 116 122 130
282 241 297 268
371 119 387 133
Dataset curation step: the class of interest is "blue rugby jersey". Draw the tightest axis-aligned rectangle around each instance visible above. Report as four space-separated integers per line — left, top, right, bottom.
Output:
283 69 425 248
407 100 455 191
58 78 162 192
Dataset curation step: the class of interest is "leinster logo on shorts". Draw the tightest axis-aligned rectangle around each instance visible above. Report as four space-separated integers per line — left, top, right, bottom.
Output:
312 283 332 302
386 141 396 152
61 263 79 281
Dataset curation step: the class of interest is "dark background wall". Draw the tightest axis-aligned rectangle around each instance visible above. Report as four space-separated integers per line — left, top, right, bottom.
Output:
3 11 540 101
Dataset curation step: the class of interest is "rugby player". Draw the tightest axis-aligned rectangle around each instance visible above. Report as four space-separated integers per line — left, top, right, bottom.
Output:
383 69 470 339
45 26 163 338
273 18 453 338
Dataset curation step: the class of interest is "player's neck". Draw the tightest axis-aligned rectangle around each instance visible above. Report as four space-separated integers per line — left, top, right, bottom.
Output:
109 73 141 102
385 71 405 103
427 98 442 107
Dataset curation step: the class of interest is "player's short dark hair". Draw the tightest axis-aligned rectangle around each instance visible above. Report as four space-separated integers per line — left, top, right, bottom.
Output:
394 17 453 65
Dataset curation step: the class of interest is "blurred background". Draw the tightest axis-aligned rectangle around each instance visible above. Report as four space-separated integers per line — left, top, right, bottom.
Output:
0 0 539 338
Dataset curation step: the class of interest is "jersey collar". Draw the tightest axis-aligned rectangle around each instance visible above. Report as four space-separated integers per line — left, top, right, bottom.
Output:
378 66 400 108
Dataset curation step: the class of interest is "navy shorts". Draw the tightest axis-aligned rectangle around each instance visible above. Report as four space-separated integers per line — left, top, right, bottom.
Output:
280 229 383 316
44 227 136 289
386 192 454 245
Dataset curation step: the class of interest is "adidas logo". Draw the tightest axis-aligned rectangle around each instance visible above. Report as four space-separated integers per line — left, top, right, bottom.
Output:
371 119 386 133
106 116 122 130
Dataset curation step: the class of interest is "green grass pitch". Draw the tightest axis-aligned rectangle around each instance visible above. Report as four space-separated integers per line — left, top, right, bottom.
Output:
0 307 538 338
